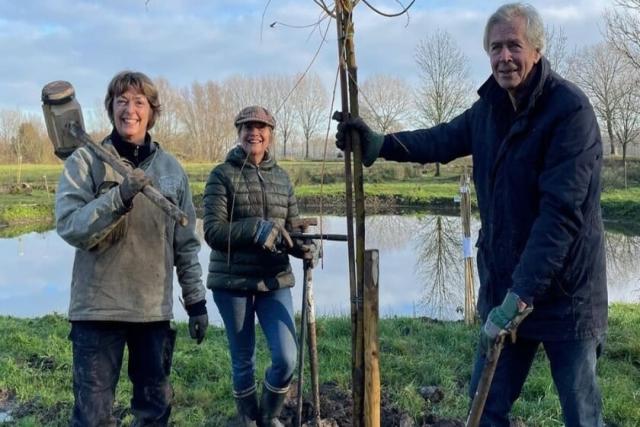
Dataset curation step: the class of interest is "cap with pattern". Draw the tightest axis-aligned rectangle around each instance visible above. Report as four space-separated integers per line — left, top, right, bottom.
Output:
234 105 276 128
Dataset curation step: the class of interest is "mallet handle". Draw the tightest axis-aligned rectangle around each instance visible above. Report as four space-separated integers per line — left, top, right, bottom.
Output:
69 124 189 226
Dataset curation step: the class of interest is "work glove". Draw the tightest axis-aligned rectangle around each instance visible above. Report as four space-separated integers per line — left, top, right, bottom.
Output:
289 239 321 266
186 300 208 344
253 219 294 252
119 168 152 205
480 291 531 355
333 112 384 167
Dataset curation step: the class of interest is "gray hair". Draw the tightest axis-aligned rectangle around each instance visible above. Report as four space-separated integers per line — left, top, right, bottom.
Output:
483 3 545 55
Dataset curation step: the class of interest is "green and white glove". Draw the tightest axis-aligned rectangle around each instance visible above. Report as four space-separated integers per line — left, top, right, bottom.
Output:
480 291 530 354
333 114 384 167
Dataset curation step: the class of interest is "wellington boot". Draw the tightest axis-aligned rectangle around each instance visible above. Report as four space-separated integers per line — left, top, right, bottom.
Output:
235 390 259 427
259 383 287 427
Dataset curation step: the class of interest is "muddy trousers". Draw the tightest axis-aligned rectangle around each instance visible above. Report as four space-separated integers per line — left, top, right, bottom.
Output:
469 333 606 427
69 321 176 427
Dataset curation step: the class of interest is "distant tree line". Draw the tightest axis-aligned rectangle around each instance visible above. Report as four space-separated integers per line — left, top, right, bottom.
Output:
1 1 640 170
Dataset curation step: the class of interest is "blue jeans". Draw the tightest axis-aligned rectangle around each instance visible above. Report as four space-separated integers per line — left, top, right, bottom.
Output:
469 333 606 427
69 321 175 427
213 288 297 395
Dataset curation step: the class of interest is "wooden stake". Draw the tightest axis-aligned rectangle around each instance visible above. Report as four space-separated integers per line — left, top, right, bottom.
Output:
364 250 380 427
460 167 476 325
341 2 366 425
334 2 361 426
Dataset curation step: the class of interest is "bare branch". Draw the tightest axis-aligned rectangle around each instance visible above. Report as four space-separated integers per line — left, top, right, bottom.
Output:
360 0 416 18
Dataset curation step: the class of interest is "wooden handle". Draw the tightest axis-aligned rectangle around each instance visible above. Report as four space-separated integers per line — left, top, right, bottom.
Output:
70 124 188 226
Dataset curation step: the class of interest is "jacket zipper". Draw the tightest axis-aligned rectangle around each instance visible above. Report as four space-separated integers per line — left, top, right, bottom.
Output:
257 167 267 219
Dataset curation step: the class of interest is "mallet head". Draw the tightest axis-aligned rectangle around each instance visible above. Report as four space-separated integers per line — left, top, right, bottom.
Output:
41 80 86 160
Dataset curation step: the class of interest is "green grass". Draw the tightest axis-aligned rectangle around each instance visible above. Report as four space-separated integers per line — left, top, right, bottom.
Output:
0 305 638 426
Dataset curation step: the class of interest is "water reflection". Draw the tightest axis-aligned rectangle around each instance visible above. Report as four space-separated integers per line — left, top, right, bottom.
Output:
1 215 638 325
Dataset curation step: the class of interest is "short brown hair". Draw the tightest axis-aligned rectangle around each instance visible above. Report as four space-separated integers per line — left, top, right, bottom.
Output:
104 70 161 130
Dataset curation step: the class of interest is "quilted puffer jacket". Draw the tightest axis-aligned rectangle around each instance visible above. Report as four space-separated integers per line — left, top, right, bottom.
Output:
203 145 299 292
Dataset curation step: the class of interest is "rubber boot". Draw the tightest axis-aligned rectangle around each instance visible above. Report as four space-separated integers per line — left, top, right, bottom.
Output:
259 382 288 427
235 388 259 427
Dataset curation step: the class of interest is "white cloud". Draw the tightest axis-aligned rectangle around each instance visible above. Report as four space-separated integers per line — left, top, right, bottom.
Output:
0 0 608 116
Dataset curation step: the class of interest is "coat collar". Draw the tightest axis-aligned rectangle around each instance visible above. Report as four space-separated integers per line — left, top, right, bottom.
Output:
226 144 276 170
477 56 551 115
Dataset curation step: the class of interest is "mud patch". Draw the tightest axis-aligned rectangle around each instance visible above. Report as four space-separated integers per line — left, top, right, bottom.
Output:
275 381 464 427
0 388 16 423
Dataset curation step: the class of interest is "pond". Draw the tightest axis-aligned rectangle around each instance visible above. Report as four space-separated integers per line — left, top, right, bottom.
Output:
1 214 638 326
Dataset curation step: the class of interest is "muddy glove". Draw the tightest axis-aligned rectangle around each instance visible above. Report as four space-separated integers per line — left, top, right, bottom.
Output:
186 300 208 344
253 219 294 252
333 112 384 167
480 291 530 355
119 168 152 205
289 239 321 266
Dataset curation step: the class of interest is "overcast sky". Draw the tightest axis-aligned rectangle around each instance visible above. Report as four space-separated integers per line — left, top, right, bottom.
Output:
0 0 611 118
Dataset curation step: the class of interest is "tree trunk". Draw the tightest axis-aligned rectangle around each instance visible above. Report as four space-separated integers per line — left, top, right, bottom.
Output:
606 119 617 156
623 144 628 189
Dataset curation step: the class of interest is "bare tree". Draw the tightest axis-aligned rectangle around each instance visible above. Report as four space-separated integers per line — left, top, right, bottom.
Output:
177 80 232 161
612 77 640 188
359 74 413 134
567 42 628 156
153 77 187 157
267 74 298 159
85 99 112 140
545 24 570 77
415 29 474 176
292 73 328 159
605 0 640 71
414 215 463 319
0 109 23 162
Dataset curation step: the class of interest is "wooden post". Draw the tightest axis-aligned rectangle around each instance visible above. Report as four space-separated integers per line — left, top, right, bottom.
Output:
306 274 321 424
460 167 476 325
363 250 380 427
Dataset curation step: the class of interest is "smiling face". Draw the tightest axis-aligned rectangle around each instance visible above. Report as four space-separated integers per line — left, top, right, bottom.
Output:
239 121 272 165
112 88 151 145
488 15 541 98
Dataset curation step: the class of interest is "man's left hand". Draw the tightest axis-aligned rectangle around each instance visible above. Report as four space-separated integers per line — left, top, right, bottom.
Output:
480 291 529 354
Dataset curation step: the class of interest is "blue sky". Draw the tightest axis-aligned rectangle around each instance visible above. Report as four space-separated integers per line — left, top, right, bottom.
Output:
0 0 610 116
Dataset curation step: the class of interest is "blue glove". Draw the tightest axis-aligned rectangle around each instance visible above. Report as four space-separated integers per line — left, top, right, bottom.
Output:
333 113 384 167
253 219 293 252
480 291 530 354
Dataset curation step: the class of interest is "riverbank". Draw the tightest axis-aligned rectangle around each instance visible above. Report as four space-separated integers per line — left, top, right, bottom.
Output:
0 304 638 425
2 161 640 231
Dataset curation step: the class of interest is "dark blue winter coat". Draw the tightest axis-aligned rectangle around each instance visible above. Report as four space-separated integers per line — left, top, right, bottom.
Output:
380 57 607 341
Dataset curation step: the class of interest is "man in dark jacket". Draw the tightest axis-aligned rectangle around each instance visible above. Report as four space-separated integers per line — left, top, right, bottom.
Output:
336 3 606 426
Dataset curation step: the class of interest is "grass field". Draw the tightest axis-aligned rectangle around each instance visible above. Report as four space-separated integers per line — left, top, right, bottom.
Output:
0 304 638 426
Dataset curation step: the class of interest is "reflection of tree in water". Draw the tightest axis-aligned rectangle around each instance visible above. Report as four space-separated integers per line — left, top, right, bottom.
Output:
605 230 640 291
364 215 420 250
414 215 464 318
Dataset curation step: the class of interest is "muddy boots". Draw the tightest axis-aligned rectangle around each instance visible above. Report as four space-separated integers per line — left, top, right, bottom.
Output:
259 383 288 427
235 390 259 427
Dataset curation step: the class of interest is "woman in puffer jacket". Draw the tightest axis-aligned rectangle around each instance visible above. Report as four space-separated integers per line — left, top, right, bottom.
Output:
203 106 315 427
